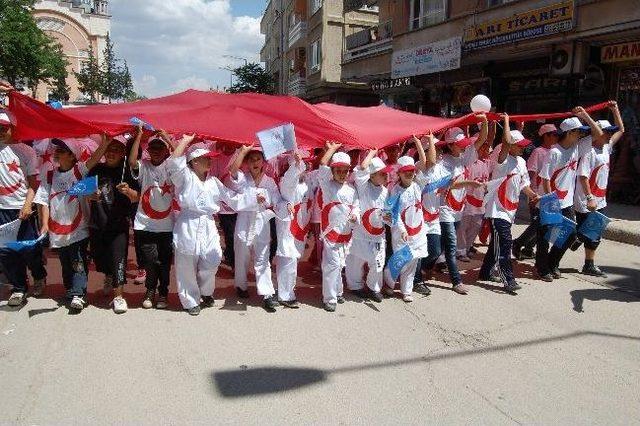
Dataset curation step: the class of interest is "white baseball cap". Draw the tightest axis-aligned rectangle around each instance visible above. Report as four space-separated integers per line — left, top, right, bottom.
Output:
509 130 532 147
538 123 559 136
595 119 619 133
330 151 351 168
186 142 219 162
397 155 416 172
444 127 465 143
51 138 85 159
559 117 590 134
369 157 394 174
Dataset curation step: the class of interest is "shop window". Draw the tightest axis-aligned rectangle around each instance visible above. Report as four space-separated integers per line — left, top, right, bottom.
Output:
310 39 321 73
409 0 447 30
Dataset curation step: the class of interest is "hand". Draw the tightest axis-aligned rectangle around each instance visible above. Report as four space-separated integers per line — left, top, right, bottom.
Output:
293 151 302 166
136 122 144 135
608 100 618 111
18 203 33 220
421 132 436 145
181 133 196 145
529 193 540 205
470 180 485 189
572 106 588 120
287 203 294 216
39 225 49 236
116 182 130 194
86 190 100 202
0 81 14 92
499 113 509 121
411 135 421 145
256 193 266 204
476 113 488 122
587 198 598 212
401 231 409 242
349 213 357 223
382 212 392 223
325 141 342 151
101 133 109 145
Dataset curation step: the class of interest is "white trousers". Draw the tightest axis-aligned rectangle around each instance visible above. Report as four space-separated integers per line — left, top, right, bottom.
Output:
345 240 385 293
276 255 298 302
234 237 275 297
321 244 346 304
384 258 418 296
175 249 221 309
457 214 483 256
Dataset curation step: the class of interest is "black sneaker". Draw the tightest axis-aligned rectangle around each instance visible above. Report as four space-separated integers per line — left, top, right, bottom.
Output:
512 245 523 260
350 289 368 299
504 282 522 293
537 272 554 282
368 290 383 303
336 295 345 304
263 296 278 312
413 282 431 296
280 299 300 309
201 296 214 308
551 268 562 279
235 287 249 299
521 247 535 259
324 302 336 312
582 264 607 278
188 306 201 316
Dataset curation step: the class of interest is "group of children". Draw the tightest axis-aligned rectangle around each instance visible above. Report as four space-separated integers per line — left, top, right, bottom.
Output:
0 96 623 315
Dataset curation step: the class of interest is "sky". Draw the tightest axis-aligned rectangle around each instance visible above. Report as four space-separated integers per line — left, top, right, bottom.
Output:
109 0 269 98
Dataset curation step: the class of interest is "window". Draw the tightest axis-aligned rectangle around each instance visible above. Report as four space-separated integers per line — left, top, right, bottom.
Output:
409 0 447 30
310 0 322 15
310 39 321 72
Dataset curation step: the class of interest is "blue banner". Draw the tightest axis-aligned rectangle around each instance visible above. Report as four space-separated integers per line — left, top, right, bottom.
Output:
130 116 155 131
387 245 413 281
578 211 611 242
67 176 98 197
539 192 563 225
6 234 47 251
422 174 452 194
545 216 576 248
384 193 401 225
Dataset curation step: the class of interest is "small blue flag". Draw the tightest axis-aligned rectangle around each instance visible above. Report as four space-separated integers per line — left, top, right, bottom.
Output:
130 117 155 131
422 174 452 194
578 211 611 242
545 216 576 248
387 245 414 281
6 234 47 251
67 176 98 197
48 100 63 110
539 193 563 225
384 193 401 225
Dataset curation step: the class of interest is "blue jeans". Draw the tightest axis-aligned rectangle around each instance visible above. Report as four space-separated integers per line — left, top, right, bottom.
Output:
414 233 442 284
58 238 89 300
440 221 461 285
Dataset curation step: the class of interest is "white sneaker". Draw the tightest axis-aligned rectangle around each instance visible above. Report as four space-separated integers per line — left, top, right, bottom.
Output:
8 292 25 306
102 275 113 296
69 296 85 311
402 294 414 303
112 296 128 314
33 278 46 296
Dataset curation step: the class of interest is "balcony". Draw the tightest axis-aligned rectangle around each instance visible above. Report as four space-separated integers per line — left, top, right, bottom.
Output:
288 18 307 49
344 20 392 62
288 73 307 97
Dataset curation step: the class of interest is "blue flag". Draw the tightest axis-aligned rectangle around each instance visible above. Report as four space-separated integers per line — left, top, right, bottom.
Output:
422 174 452 194
130 116 155 131
539 193 563 225
67 176 98 197
384 193 401 225
6 234 47 251
387 245 414 281
578 211 611 242
545 216 577 248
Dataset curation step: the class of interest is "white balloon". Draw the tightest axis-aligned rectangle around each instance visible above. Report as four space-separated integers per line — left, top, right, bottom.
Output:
470 94 491 113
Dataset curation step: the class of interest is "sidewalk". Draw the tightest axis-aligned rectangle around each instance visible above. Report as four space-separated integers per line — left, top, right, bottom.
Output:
516 200 640 246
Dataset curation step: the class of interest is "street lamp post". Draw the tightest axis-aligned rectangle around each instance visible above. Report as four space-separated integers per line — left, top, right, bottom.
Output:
223 55 249 66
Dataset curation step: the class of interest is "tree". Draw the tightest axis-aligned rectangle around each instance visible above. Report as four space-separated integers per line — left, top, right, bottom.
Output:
43 44 70 101
228 63 274 94
120 60 138 101
100 33 120 102
0 0 69 94
74 48 102 102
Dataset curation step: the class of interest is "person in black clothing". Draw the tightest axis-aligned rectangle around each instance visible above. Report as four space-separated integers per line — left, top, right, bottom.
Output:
87 135 139 314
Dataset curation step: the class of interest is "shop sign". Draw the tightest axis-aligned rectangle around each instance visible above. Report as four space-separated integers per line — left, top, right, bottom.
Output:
370 77 415 92
505 76 569 94
619 68 640 91
391 36 461 79
601 41 640 64
464 1 574 51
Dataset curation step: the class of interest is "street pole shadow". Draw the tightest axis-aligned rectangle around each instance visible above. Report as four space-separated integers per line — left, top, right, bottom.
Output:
211 330 640 398
570 288 640 313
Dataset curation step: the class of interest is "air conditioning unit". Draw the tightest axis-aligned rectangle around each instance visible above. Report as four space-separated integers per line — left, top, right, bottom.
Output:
550 42 587 76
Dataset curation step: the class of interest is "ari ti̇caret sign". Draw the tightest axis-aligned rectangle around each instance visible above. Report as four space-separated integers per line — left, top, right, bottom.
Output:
601 41 640 63
464 1 574 51
391 36 461 79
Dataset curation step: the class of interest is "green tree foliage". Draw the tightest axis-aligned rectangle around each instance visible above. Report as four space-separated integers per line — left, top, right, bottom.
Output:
228 63 274 94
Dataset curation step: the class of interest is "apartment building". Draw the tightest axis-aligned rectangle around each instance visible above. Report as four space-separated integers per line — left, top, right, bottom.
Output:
260 0 380 105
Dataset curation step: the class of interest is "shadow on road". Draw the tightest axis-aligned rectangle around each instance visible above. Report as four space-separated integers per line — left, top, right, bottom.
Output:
211 330 640 398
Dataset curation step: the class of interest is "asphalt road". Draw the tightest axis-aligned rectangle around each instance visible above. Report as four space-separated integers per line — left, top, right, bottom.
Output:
1 224 639 425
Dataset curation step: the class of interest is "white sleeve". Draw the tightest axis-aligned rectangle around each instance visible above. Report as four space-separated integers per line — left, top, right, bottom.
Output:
76 162 90 177
18 145 39 177
280 161 305 202
462 145 478 167
216 178 258 212
33 172 50 206
227 170 248 193
414 169 428 188
576 151 593 178
539 151 557 180
526 149 540 173
578 137 593 157
166 156 188 191
353 167 371 190
519 160 530 190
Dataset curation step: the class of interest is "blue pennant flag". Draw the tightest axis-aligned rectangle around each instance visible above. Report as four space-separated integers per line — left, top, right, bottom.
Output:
539 192 563 225
384 193 401 225
578 211 611 242
6 234 47 252
67 176 98 197
422 174 452 194
130 116 155 131
387 245 414 281
545 216 576 248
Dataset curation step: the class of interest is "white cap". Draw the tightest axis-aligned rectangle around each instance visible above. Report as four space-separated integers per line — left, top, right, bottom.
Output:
51 138 85 160
397 155 416 172
186 142 217 162
444 127 465 143
595 119 619 132
330 151 351 168
509 130 532 147
559 117 590 133
369 157 394 174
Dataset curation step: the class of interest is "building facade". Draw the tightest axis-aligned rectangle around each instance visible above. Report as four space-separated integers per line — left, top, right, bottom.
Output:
32 0 111 103
260 0 380 105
